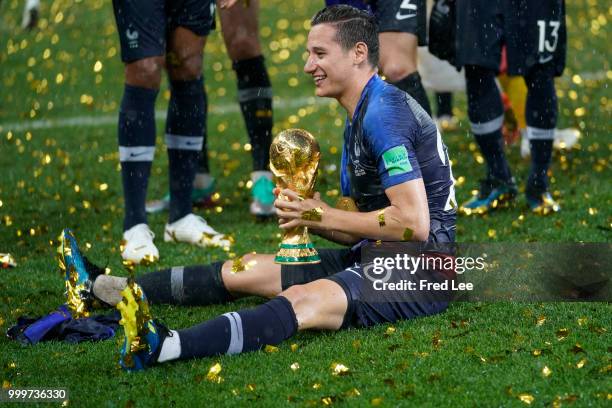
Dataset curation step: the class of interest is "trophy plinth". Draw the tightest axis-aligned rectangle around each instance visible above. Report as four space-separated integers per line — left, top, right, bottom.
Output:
270 129 321 265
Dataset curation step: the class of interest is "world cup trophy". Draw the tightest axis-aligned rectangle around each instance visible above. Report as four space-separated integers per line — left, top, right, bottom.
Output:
269 129 321 264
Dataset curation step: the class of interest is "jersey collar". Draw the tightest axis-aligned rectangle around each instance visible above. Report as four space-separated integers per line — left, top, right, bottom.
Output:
350 74 381 124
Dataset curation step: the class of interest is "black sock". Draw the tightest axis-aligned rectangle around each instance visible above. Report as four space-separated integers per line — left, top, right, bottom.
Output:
527 139 553 194
178 296 298 359
474 132 512 181
118 85 158 231
465 65 512 181
524 65 557 193
166 78 206 222
233 56 273 171
436 92 452 117
391 71 432 116
136 262 230 305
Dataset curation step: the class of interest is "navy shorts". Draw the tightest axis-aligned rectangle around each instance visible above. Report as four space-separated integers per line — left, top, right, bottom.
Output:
112 0 216 63
371 0 427 45
325 0 427 45
281 247 449 329
456 0 567 76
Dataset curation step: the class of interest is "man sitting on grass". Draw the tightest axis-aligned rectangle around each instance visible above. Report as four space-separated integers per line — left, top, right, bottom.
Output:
61 5 456 371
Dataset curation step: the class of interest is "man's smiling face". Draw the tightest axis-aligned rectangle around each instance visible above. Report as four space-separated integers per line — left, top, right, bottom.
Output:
304 23 355 99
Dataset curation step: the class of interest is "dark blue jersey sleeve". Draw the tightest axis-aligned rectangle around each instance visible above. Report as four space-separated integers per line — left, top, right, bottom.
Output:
363 90 423 189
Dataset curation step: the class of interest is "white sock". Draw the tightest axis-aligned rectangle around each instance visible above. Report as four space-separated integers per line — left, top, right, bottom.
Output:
157 330 181 363
193 173 214 190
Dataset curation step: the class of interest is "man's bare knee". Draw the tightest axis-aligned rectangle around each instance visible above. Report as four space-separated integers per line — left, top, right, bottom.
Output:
381 61 417 83
221 253 282 298
125 57 164 88
280 281 347 331
226 33 261 61
167 53 203 81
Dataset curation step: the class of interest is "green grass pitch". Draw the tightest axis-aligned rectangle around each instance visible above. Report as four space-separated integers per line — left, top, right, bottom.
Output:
0 0 610 406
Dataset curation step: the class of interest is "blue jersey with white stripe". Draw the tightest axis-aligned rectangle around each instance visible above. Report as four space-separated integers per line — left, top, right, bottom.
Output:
340 75 457 242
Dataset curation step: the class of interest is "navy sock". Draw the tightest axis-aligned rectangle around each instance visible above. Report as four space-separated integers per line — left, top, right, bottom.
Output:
177 296 298 360
136 262 231 305
465 65 512 181
391 71 432 116
118 84 158 231
524 65 557 193
436 92 452 117
234 56 273 171
166 78 206 222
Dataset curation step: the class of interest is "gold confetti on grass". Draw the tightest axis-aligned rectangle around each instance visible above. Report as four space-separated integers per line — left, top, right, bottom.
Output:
556 328 569 341
206 362 223 383
518 394 534 404
290 362 300 371
331 362 350 376
536 316 547 326
264 345 279 353
542 366 552 377
576 358 587 369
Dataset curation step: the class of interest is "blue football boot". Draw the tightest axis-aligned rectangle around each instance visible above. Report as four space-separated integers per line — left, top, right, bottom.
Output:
59 228 106 318
460 177 518 216
117 282 171 371
526 190 560 216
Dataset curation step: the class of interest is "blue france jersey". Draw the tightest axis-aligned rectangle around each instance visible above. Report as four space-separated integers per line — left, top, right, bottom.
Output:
340 75 457 242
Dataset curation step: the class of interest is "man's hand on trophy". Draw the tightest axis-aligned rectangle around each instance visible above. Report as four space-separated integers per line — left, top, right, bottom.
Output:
274 189 330 229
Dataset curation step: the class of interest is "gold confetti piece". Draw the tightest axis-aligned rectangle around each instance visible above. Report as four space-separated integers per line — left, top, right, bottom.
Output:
556 328 569 341
2 380 10 389
206 362 222 383
371 397 383 406
542 366 552 377
246 384 256 392
312 383 322 390
335 197 358 211
346 388 361 397
264 345 279 353
331 362 350 376
576 358 587 369
377 209 386 227
61 400 69 407
570 343 584 354
536 316 546 326
518 394 534 404
290 362 300 371
290 343 299 352
532 349 542 356
385 326 396 335
0 253 17 268
321 397 333 405
487 229 496 238
301 206 323 222
577 317 587 326
231 256 245 273
402 228 413 241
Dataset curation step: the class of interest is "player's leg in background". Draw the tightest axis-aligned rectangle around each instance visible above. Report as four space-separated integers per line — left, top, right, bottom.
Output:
378 0 432 115
219 0 276 218
523 63 560 212
459 65 517 214
164 27 208 224
93 252 283 306
112 0 165 263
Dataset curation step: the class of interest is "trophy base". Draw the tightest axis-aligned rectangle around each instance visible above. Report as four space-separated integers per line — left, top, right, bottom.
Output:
274 242 321 265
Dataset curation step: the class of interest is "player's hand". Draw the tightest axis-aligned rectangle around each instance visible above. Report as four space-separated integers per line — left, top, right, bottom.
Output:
274 189 330 230
217 0 238 9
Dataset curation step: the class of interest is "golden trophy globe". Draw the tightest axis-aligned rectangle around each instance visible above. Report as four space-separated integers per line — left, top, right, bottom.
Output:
270 129 321 264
